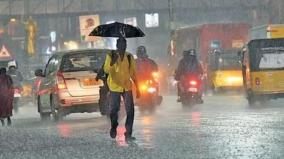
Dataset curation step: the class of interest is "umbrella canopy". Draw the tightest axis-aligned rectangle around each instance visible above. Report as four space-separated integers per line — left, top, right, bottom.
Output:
89 22 145 38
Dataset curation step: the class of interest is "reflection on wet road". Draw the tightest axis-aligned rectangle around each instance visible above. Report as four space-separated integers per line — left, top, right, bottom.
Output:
1 94 284 158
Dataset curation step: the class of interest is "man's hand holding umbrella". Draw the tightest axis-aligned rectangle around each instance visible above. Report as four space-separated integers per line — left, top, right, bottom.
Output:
110 53 118 66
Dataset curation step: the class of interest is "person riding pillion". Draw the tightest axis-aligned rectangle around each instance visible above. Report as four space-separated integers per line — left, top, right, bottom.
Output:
104 37 140 140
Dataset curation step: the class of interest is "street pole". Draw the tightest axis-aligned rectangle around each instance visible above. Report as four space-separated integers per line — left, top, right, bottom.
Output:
278 0 282 23
168 0 173 30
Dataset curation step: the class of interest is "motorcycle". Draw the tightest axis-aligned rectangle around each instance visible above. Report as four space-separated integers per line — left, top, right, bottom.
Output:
136 72 163 113
178 74 203 106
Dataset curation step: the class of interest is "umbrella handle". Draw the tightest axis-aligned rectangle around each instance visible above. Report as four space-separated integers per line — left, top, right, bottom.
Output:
120 26 126 38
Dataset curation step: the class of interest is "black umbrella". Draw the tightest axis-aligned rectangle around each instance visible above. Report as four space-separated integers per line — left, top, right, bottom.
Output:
89 22 145 38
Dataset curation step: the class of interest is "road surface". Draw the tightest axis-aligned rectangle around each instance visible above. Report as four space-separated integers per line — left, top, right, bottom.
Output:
1 93 284 159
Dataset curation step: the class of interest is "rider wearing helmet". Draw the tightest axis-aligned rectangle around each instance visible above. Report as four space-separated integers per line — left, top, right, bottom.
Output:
175 49 203 102
175 49 203 80
7 60 24 88
136 46 158 80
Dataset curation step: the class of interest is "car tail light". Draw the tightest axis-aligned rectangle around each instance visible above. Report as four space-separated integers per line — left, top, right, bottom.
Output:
56 72 67 90
255 77 260 86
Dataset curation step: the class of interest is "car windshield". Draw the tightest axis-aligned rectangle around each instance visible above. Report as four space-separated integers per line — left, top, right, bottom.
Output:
259 48 284 69
217 53 241 70
60 51 106 72
209 50 241 70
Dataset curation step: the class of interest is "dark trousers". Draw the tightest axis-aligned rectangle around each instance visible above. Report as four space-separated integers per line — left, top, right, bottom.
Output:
109 91 135 136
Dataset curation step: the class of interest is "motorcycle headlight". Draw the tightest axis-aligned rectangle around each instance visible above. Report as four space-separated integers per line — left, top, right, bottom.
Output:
140 84 148 91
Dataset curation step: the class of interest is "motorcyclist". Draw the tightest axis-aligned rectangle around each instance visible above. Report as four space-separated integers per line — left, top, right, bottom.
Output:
135 46 158 80
7 60 24 113
7 60 24 89
175 49 203 103
135 46 163 108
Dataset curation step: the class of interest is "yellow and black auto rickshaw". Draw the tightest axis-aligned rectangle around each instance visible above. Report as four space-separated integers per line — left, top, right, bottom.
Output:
208 49 243 92
242 38 284 105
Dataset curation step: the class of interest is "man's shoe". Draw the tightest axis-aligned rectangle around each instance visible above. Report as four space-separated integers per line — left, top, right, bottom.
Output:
110 128 117 139
125 133 136 141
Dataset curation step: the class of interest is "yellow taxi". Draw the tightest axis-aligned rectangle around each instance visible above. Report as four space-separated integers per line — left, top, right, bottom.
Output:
242 38 284 105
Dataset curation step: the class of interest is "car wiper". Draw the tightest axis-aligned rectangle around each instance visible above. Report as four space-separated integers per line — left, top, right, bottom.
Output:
73 62 92 69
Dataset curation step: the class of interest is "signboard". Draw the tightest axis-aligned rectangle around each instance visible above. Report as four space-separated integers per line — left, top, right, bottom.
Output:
232 40 244 48
145 13 159 28
79 15 100 42
0 45 11 58
124 17 137 27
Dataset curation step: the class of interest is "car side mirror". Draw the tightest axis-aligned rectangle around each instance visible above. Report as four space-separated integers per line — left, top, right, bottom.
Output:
35 69 44 77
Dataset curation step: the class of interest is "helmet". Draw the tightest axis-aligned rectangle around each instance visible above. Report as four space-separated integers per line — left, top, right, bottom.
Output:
188 49 196 56
183 49 196 57
7 60 17 69
136 46 147 58
35 69 43 77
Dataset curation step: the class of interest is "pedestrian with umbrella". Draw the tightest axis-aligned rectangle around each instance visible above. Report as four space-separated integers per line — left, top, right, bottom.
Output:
90 22 144 140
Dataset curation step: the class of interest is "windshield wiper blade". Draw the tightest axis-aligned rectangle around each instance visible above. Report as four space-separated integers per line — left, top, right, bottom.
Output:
73 62 92 69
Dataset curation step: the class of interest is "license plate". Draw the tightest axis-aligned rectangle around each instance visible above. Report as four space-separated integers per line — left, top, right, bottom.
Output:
14 93 21 97
82 78 99 86
188 88 198 92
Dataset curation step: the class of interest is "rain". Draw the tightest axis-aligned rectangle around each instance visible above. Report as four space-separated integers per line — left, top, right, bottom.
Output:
0 0 284 158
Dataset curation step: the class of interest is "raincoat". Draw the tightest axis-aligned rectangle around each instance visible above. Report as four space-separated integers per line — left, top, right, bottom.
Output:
0 73 14 118
136 57 158 80
175 57 203 81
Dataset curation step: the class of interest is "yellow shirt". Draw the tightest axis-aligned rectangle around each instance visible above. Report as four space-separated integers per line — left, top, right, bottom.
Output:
104 51 136 92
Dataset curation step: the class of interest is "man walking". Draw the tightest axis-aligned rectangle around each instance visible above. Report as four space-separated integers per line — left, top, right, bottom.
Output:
104 37 140 140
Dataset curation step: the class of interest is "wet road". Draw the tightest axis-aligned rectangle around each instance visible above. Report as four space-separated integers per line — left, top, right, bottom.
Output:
1 94 284 159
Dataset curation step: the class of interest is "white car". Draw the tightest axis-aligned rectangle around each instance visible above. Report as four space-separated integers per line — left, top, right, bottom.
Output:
36 49 109 121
